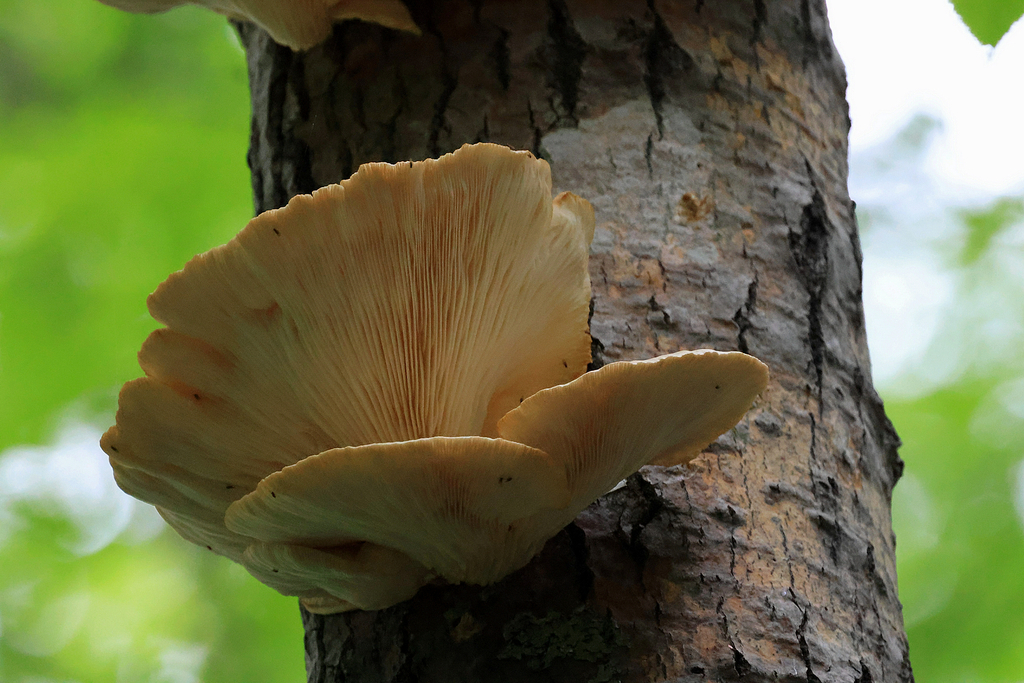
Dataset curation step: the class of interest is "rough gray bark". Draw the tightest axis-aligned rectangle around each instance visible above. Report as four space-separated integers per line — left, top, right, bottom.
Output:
237 0 912 680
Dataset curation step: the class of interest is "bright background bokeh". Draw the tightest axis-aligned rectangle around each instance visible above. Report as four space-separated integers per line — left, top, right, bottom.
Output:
0 1 304 681
828 0 1024 680
0 0 1021 681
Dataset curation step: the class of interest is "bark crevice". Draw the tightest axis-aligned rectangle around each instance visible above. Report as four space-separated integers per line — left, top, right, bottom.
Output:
733 275 759 354
642 0 695 139
789 186 832 404
544 0 588 126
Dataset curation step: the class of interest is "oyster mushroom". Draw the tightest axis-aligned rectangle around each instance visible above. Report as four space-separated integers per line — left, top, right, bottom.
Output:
102 143 768 613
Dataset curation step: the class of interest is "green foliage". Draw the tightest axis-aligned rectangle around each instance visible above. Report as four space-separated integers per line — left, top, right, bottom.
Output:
0 1 303 681
0 505 302 682
891 388 1024 682
957 198 1024 265
950 0 1024 46
886 194 1024 682
0 0 252 449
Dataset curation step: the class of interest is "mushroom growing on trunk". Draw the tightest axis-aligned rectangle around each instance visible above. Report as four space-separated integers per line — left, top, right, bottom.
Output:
102 143 768 613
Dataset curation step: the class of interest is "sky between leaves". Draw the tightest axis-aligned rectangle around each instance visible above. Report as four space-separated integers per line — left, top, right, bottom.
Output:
0 0 1023 681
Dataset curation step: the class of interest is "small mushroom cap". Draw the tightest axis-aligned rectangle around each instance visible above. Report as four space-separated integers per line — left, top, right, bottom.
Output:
97 0 419 50
225 437 571 584
497 350 770 535
102 143 593 600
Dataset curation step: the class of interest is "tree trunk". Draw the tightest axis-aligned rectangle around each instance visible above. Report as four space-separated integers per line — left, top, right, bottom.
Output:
236 0 912 680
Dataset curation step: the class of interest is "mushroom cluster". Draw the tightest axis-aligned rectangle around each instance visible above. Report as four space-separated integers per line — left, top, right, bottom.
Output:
102 143 768 613
98 0 418 50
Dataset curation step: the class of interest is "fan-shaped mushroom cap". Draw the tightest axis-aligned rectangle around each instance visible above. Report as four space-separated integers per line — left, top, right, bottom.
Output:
226 437 571 584
221 350 768 590
102 143 594 597
499 349 770 537
97 0 419 50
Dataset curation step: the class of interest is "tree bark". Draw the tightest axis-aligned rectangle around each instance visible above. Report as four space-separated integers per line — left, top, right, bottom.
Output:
237 0 912 680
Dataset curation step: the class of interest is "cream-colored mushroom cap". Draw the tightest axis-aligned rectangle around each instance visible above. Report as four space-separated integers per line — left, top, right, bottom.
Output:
97 0 419 50
499 349 770 540
102 142 595 610
226 350 769 588
226 437 571 584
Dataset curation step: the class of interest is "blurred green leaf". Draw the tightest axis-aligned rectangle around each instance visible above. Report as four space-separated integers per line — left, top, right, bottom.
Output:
0 2 303 681
950 0 1024 46
0 505 304 682
884 189 1024 681
0 1 251 450
890 383 1024 682
958 198 1024 265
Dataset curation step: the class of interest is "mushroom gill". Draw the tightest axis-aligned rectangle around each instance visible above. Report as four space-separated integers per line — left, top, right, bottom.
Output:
102 143 768 613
